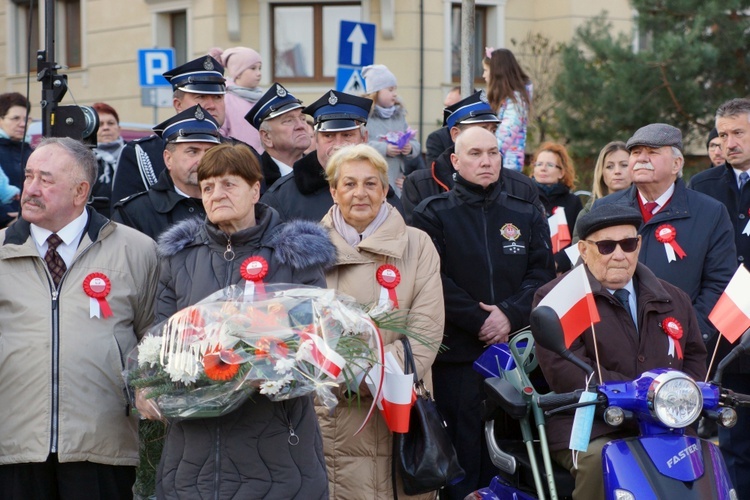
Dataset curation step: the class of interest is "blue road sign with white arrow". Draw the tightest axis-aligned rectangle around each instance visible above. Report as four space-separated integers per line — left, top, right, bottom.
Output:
338 21 375 68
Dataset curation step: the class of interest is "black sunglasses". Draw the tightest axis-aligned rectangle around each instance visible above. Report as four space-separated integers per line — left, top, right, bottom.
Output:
585 237 640 255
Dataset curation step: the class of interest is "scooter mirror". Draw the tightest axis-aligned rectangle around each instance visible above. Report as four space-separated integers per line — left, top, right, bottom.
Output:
530 306 567 354
530 305 594 378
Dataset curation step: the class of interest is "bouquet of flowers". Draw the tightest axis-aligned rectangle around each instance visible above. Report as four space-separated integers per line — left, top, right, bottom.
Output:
125 285 383 420
380 128 417 150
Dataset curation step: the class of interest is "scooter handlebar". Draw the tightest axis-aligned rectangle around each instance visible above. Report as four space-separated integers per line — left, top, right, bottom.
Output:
537 390 586 411
728 390 750 407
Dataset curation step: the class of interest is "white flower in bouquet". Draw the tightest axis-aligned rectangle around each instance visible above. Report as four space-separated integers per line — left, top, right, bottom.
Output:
273 357 296 374
260 374 294 395
138 335 163 368
165 358 200 385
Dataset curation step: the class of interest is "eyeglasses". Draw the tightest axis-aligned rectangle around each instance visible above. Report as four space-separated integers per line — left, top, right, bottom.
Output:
708 143 722 151
533 161 562 170
585 237 640 255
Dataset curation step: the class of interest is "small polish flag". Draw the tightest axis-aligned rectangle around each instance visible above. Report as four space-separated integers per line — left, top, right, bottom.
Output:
709 265 750 344
538 264 600 348
549 206 571 253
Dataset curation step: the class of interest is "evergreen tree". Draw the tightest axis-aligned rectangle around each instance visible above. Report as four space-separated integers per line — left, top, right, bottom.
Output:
554 2 750 157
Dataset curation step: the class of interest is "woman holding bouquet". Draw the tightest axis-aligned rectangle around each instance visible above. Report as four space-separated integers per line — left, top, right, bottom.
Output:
141 143 335 499
319 144 444 499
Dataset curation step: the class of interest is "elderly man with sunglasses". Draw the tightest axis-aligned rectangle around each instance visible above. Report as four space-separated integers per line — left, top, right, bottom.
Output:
535 203 707 500
582 123 736 348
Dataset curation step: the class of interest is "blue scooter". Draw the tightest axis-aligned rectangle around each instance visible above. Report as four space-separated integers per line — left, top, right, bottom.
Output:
467 305 750 500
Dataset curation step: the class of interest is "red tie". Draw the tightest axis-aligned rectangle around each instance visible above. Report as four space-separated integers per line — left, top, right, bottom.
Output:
644 202 658 214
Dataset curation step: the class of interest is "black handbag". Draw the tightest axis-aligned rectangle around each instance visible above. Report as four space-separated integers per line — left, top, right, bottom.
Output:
393 337 465 495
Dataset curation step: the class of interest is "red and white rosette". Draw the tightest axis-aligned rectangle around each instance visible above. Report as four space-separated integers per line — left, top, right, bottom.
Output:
376 264 401 309
743 209 750 237
662 317 683 359
655 224 687 262
83 273 113 319
241 256 268 300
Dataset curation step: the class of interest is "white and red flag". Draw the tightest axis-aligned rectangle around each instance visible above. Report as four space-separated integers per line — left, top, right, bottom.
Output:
549 206 571 253
538 264 600 348
709 265 750 344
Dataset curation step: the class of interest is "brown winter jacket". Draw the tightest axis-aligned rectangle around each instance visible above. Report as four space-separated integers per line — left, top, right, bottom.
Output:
533 263 707 451
318 204 445 499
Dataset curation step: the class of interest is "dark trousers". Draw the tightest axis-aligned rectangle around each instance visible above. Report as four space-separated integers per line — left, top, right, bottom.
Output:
719 373 750 499
432 361 497 500
0 454 135 500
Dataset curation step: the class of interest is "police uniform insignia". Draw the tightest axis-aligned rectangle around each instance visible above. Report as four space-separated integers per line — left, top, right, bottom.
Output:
500 223 526 254
277 85 287 97
203 57 214 70
195 108 205 120
479 89 489 104
328 91 338 105
500 223 520 241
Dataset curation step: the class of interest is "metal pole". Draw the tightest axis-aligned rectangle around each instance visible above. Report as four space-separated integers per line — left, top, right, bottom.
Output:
38 0 67 137
460 0 475 97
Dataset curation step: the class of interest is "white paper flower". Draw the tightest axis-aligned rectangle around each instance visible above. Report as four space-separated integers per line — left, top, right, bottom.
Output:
165 360 199 385
138 335 163 368
295 339 313 362
260 374 293 395
273 357 296 374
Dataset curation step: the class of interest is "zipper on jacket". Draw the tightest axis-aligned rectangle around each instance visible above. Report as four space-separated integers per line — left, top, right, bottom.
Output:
482 204 496 303
50 288 60 453
223 236 235 288
214 425 221 500
283 402 300 446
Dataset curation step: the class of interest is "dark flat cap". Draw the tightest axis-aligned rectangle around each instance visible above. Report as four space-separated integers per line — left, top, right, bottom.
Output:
577 203 643 240
626 123 683 152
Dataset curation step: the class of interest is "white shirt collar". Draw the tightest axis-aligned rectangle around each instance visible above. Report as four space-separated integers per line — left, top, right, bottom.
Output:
271 156 293 177
638 183 675 213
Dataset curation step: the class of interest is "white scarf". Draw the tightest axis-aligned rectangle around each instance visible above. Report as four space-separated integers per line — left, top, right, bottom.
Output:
332 203 390 247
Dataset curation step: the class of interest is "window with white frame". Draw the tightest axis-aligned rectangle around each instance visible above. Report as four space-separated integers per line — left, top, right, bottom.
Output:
450 4 488 82
271 2 362 81
9 0 41 74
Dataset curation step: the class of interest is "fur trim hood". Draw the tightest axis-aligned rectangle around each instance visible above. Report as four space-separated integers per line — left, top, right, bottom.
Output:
157 214 336 270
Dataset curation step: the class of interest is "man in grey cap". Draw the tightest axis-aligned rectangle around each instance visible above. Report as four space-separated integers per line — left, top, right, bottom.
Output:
535 203 707 500
245 83 310 191
586 123 735 348
112 105 221 239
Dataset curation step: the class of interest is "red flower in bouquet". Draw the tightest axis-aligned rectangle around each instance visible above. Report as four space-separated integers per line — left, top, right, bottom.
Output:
203 348 243 381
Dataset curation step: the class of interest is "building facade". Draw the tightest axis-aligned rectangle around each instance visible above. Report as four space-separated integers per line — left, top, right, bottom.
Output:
1 0 633 142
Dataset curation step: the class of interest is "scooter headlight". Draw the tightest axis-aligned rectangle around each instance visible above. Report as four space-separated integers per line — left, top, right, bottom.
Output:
648 371 703 428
